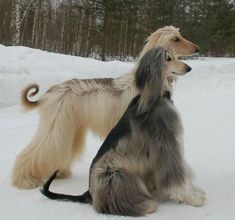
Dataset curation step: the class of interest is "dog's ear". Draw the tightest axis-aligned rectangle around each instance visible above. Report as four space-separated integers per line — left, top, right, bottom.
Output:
138 30 163 59
136 48 163 88
135 57 151 90
135 47 166 115
136 47 165 89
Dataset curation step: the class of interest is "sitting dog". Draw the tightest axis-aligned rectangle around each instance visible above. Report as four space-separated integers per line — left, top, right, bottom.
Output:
41 47 205 216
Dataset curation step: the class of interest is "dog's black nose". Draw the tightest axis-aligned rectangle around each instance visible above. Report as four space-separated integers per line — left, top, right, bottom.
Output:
185 65 192 72
195 47 200 53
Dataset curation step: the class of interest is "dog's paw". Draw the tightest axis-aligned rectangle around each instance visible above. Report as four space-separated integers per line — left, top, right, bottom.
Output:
12 176 41 189
184 187 206 207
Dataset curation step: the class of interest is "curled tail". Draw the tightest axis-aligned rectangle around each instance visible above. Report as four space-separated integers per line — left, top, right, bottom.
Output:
40 171 92 204
21 83 40 110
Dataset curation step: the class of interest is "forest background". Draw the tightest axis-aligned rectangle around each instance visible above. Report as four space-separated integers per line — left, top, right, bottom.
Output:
1 0 235 60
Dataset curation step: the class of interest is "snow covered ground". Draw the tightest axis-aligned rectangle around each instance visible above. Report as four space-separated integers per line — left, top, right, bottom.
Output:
0 45 235 220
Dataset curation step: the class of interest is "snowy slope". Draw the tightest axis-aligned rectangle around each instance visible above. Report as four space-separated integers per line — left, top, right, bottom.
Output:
0 45 235 220
0 44 133 107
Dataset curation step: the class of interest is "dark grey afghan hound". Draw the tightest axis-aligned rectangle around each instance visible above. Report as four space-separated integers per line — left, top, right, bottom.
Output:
41 47 205 216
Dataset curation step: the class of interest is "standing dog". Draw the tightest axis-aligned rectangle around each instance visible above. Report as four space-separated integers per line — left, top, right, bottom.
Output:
12 26 200 189
41 48 205 216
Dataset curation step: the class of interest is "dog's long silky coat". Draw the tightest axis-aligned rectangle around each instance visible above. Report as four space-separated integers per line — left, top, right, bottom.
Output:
41 48 205 216
12 26 200 189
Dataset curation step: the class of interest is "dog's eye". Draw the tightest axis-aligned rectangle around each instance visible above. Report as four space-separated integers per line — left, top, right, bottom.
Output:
174 37 180 42
166 56 172 62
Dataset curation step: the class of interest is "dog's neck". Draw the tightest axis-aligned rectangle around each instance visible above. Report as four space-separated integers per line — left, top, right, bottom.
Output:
135 90 173 117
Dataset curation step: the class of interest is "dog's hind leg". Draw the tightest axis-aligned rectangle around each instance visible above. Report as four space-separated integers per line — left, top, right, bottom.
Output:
55 125 87 179
71 126 86 159
91 168 158 216
12 92 82 189
56 126 87 179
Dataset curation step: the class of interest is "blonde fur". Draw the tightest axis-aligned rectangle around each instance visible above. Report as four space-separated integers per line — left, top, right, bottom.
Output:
12 26 199 189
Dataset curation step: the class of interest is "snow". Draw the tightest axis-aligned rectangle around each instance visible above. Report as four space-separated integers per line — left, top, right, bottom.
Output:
0 44 132 107
0 45 235 220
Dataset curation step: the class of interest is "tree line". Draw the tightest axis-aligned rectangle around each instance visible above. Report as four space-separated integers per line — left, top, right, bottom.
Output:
0 0 235 60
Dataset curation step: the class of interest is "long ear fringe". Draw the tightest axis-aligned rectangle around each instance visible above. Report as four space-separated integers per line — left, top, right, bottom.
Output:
139 31 162 59
135 47 165 115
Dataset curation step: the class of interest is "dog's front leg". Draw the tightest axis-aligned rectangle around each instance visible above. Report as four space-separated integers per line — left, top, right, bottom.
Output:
161 163 206 207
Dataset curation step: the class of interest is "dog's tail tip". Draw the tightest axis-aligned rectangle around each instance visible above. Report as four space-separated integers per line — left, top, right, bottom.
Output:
41 171 92 204
21 83 40 110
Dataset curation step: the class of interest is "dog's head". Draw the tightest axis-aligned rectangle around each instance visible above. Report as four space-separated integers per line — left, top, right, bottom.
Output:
135 47 191 115
165 50 191 76
139 25 199 59
136 47 191 90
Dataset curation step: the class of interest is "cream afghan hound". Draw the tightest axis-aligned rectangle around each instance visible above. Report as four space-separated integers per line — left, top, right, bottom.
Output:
12 26 199 189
